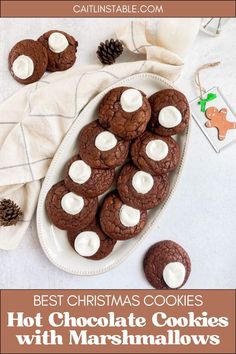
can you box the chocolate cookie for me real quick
[38,30,78,72]
[45,181,97,232]
[100,192,147,240]
[68,220,116,260]
[117,164,170,210]
[143,240,191,289]
[131,131,180,175]
[78,120,130,169]
[99,86,151,140]
[64,155,115,198]
[148,89,190,136]
[8,39,48,84]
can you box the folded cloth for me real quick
[116,21,184,67]
[0,21,196,250]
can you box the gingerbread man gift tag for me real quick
[205,107,236,140]
[191,87,236,152]
[190,62,236,152]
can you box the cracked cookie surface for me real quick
[78,120,130,169]
[100,192,147,240]
[117,163,170,210]
[46,181,98,232]
[8,39,48,84]
[143,240,191,289]
[64,154,115,197]
[131,131,180,175]
[148,89,190,136]
[38,30,78,72]
[98,86,151,140]
[68,219,117,260]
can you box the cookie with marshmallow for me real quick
[38,30,78,72]
[117,163,169,210]
[64,154,115,198]
[131,131,180,176]
[148,89,190,136]
[100,192,147,240]
[8,39,48,84]
[68,220,116,260]
[78,120,130,169]
[99,86,151,140]
[45,181,98,232]
[143,240,191,289]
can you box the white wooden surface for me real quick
[0,18,236,289]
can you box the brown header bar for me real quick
[0,1,235,18]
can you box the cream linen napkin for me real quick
[0,21,198,250]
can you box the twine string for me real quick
[195,61,221,99]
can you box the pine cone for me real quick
[0,199,23,227]
[97,39,123,65]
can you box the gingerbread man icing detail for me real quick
[205,107,236,140]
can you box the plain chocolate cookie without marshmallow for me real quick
[148,89,190,136]
[38,30,78,72]
[143,240,191,289]
[8,39,48,84]
[68,219,117,260]
[131,131,180,176]
[64,154,115,198]
[117,163,170,210]
[78,120,130,169]
[99,86,151,140]
[45,181,98,232]
[100,192,147,240]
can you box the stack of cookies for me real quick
[8,30,78,84]
[46,86,190,261]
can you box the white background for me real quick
[0,18,236,289]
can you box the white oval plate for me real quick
[37,73,190,275]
